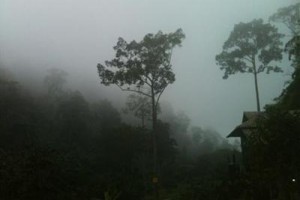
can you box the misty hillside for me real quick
[0,1,299,200]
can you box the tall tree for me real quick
[216,19,283,111]
[97,29,185,198]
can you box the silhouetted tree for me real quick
[97,29,185,197]
[216,19,283,111]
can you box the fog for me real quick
[0,0,297,136]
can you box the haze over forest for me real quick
[1,1,300,200]
[1,0,298,136]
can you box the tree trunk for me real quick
[252,57,261,112]
[151,85,159,200]
[141,113,145,128]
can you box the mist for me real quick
[1,0,297,136]
[1,1,299,199]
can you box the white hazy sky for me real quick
[0,0,298,136]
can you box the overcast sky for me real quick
[0,0,298,136]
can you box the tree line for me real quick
[0,2,299,200]
[0,67,236,200]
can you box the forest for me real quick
[0,64,239,200]
[0,1,299,200]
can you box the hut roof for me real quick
[227,111,262,138]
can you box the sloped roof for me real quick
[227,111,262,138]
[227,110,300,138]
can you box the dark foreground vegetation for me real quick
[0,67,238,200]
[0,2,300,200]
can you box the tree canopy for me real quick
[216,19,284,111]
[216,19,283,79]
[97,29,185,110]
[97,29,185,199]
[270,3,300,109]
[269,3,300,35]
[270,3,300,68]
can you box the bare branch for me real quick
[145,74,153,82]
[116,84,151,97]
[143,77,152,87]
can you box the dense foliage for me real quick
[0,68,236,200]
[216,19,284,111]
[1,3,298,200]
